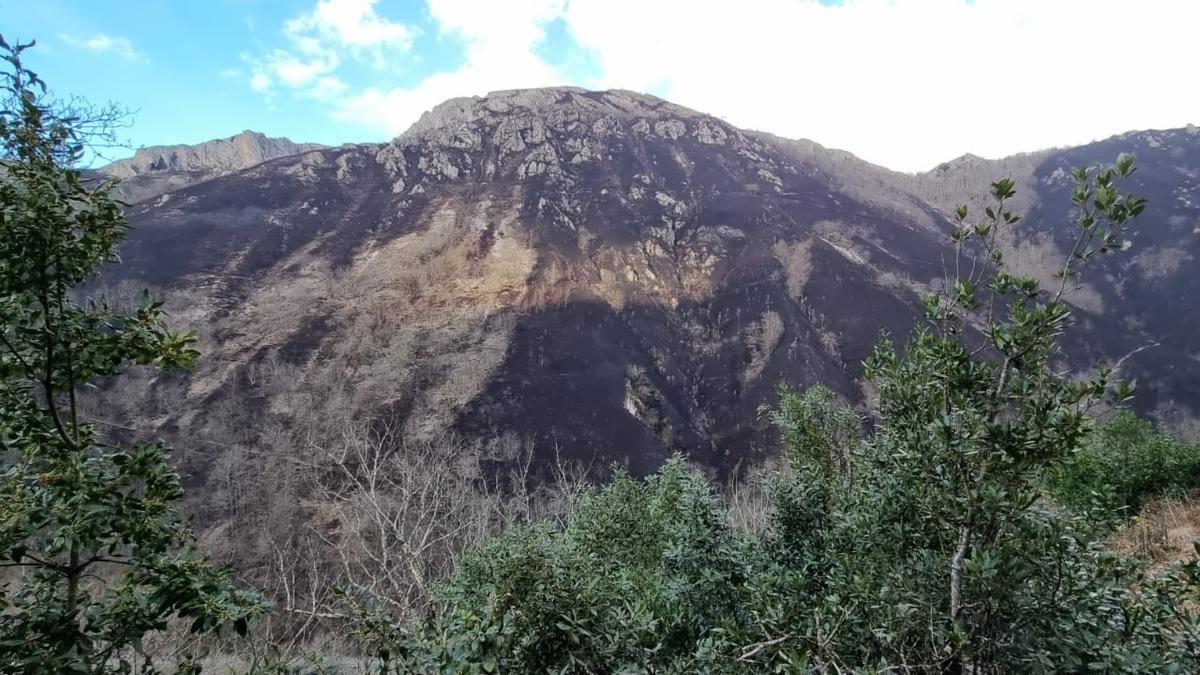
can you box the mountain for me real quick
[759,125,1200,436]
[100,87,953,477]
[903,126,1200,435]
[97,130,324,203]
[96,89,1199,487]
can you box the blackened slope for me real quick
[118,146,396,291]
[111,87,948,474]
[789,123,1200,434]
[378,88,951,470]
[1019,128,1200,425]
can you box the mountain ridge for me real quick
[97,130,325,203]
[93,92,1198,214]
[102,86,952,476]
[96,88,1199,482]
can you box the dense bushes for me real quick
[348,459,759,672]
[350,443,1200,673]
[1054,411,1200,521]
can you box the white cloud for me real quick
[247,0,1198,169]
[288,0,415,49]
[559,0,1200,171]
[332,0,566,135]
[248,0,566,137]
[246,0,413,95]
[60,33,146,62]
[428,0,564,50]
[286,0,416,69]
[249,71,272,93]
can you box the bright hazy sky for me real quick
[2,0,1196,172]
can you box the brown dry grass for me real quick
[180,190,538,438]
[742,310,784,386]
[1111,490,1200,571]
[1003,234,1105,314]
[772,238,813,298]
[1135,245,1191,282]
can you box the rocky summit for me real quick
[98,88,1199,480]
[98,130,325,203]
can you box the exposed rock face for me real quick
[98,130,324,203]
[101,88,1200,488]
[106,87,952,476]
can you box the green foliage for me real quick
[772,384,858,477]
[0,36,263,673]
[345,456,759,673]
[1053,411,1200,521]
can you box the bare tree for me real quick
[306,424,495,616]
[281,421,585,629]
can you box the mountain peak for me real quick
[929,153,988,173]
[398,87,711,144]
[380,86,748,187]
[97,131,325,203]
[101,131,324,179]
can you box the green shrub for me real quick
[1053,411,1200,521]
[0,36,264,672]
[350,457,761,673]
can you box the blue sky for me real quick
[1,0,1195,171]
[0,1,491,152]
